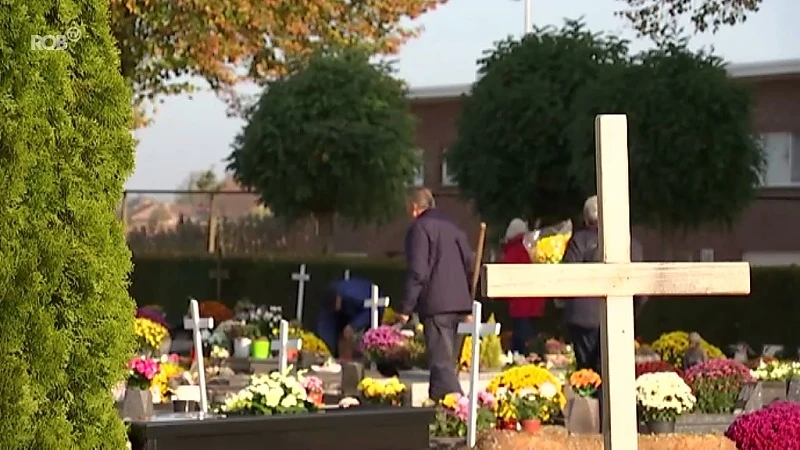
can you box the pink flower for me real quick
[302,376,324,394]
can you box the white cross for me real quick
[457,301,501,448]
[185,298,214,414]
[270,319,303,374]
[363,284,390,330]
[291,264,311,322]
[344,269,350,280]
[481,115,750,449]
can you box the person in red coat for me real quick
[501,218,546,354]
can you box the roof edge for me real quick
[408,58,800,100]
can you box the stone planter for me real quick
[565,396,600,434]
[233,337,252,358]
[122,388,153,420]
[759,380,788,405]
[676,413,738,434]
[646,419,675,434]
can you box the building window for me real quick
[760,132,800,187]
[412,149,425,187]
[441,148,457,187]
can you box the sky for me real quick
[128,0,800,190]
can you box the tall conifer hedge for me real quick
[0,2,135,448]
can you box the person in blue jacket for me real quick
[316,277,385,358]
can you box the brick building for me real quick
[320,60,798,265]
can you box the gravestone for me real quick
[341,361,365,398]
[788,378,800,403]
[762,344,784,358]
[480,115,751,449]
[291,263,310,322]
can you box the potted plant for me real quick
[122,356,161,419]
[565,369,601,434]
[510,382,560,434]
[251,335,271,360]
[230,323,254,358]
[357,377,407,406]
[301,374,325,406]
[635,371,696,434]
[684,359,754,413]
[751,359,792,406]
[429,391,496,437]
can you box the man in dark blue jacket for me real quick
[316,277,383,358]
[396,188,474,401]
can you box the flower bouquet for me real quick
[635,371,696,433]
[357,377,407,406]
[684,359,754,413]
[300,374,324,406]
[150,354,184,403]
[220,368,317,415]
[509,384,560,433]
[751,359,793,381]
[430,392,496,437]
[134,317,169,356]
[522,220,572,264]
[123,356,161,418]
[198,300,234,324]
[487,365,567,423]
[650,331,724,367]
[725,401,800,449]
[360,325,412,373]
[635,360,684,379]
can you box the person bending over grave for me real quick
[395,188,474,401]
[316,276,384,358]
[683,331,709,370]
[559,195,648,374]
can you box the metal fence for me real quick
[120,190,335,255]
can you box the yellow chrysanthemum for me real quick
[487,365,567,421]
[134,317,168,352]
[651,331,723,367]
[381,307,397,325]
[150,362,185,402]
[530,233,571,263]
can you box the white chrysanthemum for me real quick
[280,395,298,408]
[265,387,284,408]
[539,382,558,399]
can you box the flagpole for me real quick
[524,0,531,33]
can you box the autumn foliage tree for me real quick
[109,0,447,126]
[617,0,762,39]
[227,48,418,253]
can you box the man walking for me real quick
[396,188,474,401]
[561,195,648,374]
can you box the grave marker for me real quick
[271,319,303,374]
[344,269,350,280]
[363,284,390,330]
[788,377,800,403]
[186,298,213,414]
[291,264,311,322]
[457,301,501,448]
[481,115,751,449]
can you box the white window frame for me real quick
[760,132,800,187]
[441,147,457,187]
[412,149,425,187]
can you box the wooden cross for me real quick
[291,264,311,323]
[270,319,303,374]
[344,269,351,280]
[481,115,750,449]
[185,298,213,414]
[363,284,390,330]
[457,301,501,448]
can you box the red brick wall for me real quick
[343,75,800,260]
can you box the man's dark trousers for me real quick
[423,312,467,401]
[567,323,604,429]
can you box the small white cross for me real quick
[185,298,213,414]
[363,284,390,330]
[344,269,350,280]
[291,264,311,323]
[270,319,303,374]
[457,301,501,448]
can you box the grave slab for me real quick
[374,368,504,407]
[676,413,739,434]
[128,407,434,450]
[788,377,800,403]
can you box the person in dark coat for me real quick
[395,188,474,401]
[561,195,648,374]
[316,277,383,358]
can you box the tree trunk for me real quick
[316,213,335,255]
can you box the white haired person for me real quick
[500,218,546,354]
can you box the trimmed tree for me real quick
[446,21,630,226]
[566,42,765,232]
[227,48,418,252]
[0,3,135,450]
[448,21,764,237]
[616,0,762,40]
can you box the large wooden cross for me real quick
[481,115,751,449]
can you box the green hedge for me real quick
[131,257,800,354]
